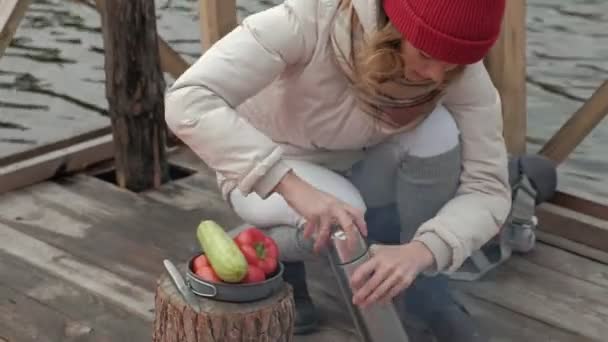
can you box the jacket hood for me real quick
[351,0,384,34]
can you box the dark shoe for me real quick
[403,275,487,342]
[282,261,319,334]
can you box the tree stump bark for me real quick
[153,267,296,342]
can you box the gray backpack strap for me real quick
[449,155,556,282]
[506,174,538,253]
[505,154,557,253]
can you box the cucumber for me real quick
[196,220,248,283]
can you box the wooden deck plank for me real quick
[0,221,154,321]
[0,284,108,342]
[142,173,234,218]
[454,292,590,342]
[0,250,150,341]
[537,230,608,265]
[453,253,608,341]
[524,242,608,289]
[55,174,239,255]
[0,179,169,290]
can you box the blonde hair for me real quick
[355,21,404,94]
[338,0,405,96]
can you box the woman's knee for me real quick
[402,105,460,158]
[287,160,367,212]
[229,160,367,229]
[229,189,301,228]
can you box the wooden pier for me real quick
[1,0,608,341]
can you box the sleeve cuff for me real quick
[252,160,292,199]
[414,232,453,274]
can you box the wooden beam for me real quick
[157,38,189,79]
[0,0,31,58]
[539,80,608,165]
[0,135,114,194]
[536,230,608,266]
[100,0,170,191]
[484,0,527,155]
[550,190,608,222]
[537,202,608,253]
[199,0,237,50]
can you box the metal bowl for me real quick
[185,253,284,303]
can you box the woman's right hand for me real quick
[275,171,368,253]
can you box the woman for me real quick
[165,0,510,340]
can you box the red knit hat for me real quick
[383,0,506,65]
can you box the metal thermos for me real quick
[327,227,410,342]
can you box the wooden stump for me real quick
[153,268,296,342]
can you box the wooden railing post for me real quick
[0,0,32,58]
[484,0,527,155]
[539,81,608,165]
[100,0,169,191]
[199,0,237,50]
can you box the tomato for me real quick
[195,266,221,283]
[192,254,210,272]
[241,264,266,283]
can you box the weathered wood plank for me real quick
[0,250,150,341]
[537,202,608,253]
[523,242,608,289]
[142,172,235,219]
[0,284,111,342]
[454,254,608,341]
[0,221,155,320]
[550,190,608,221]
[0,178,167,290]
[0,134,113,194]
[58,174,238,250]
[454,292,591,342]
[0,172,244,293]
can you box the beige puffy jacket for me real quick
[165,0,512,274]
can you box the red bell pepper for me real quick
[234,227,279,275]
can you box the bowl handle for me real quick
[187,278,218,297]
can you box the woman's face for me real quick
[400,39,458,85]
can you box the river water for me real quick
[1,0,607,202]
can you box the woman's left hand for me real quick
[350,242,435,308]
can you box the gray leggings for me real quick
[228,106,462,261]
